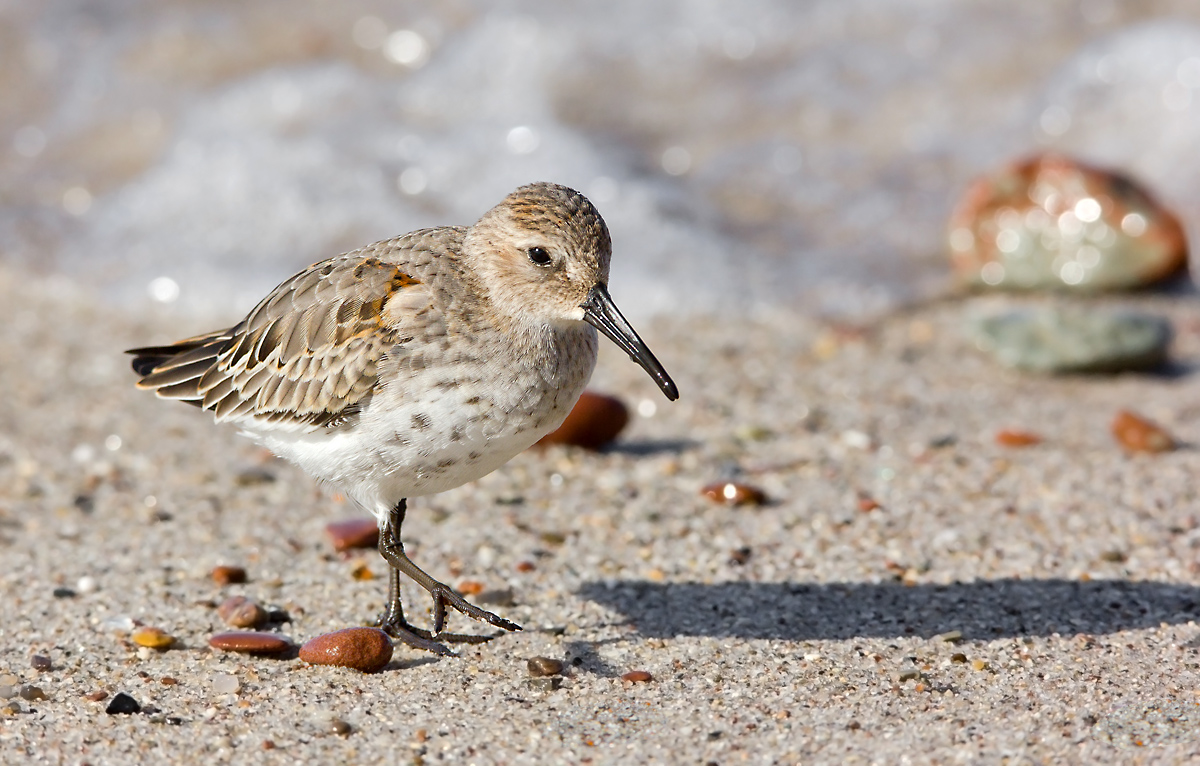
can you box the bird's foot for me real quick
[424,580,523,638]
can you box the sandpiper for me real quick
[128,182,678,655]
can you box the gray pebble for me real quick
[968,306,1171,373]
[526,677,563,691]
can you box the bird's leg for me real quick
[377,498,522,639]
[375,501,456,655]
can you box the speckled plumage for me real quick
[128,182,678,654]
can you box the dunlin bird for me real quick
[128,182,678,655]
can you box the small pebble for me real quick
[515,561,536,573]
[76,576,98,593]
[951,653,968,664]
[234,467,276,486]
[211,673,240,695]
[856,494,881,512]
[208,631,293,654]
[968,306,1171,373]
[2,701,20,715]
[994,429,1042,448]
[526,657,564,677]
[160,676,179,685]
[526,677,562,691]
[700,481,767,506]
[948,153,1187,291]
[621,670,653,683]
[971,659,989,671]
[894,668,921,682]
[325,518,380,551]
[936,630,964,643]
[350,561,375,581]
[0,685,15,700]
[1100,550,1128,563]
[105,692,141,715]
[299,628,393,673]
[211,565,247,585]
[217,596,268,628]
[85,690,109,702]
[536,390,630,449]
[728,547,752,565]
[329,717,353,736]
[456,580,485,595]
[131,626,175,650]
[52,587,76,599]
[18,685,46,701]
[1111,409,1175,453]
[30,655,52,672]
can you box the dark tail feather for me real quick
[126,331,233,401]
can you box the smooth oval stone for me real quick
[208,631,293,654]
[536,390,630,450]
[949,154,1187,292]
[967,306,1171,373]
[299,628,393,673]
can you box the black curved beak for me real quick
[581,284,679,401]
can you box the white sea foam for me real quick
[3,2,1200,320]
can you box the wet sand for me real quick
[2,263,1200,763]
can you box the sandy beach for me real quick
[1,261,1199,763]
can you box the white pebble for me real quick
[211,673,240,695]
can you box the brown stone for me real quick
[217,596,268,628]
[621,670,653,683]
[700,481,767,506]
[995,429,1042,448]
[536,390,629,449]
[1111,409,1175,453]
[456,580,485,595]
[299,628,393,673]
[211,565,247,585]
[325,518,380,552]
[208,631,293,654]
[526,656,564,677]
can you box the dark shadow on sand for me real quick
[578,578,1200,641]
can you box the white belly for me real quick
[248,328,597,519]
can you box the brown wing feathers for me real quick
[126,255,422,430]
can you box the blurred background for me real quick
[4,0,1200,321]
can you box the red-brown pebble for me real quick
[85,690,109,702]
[325,518,380,552]
[515,561,536,573]
[457,580,486,595]
[700,481,767,506]
[1111,409,1175,453]
[208,631,293,654]
[621,670,653,683]
[217,596,268,628]
[995,429,1042,448]
[856,494,881,512]
[299,628,393,673]
[536,390,629,449]
[211,565,247,585]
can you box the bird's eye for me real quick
[527,246,552,267]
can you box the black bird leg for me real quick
[375,499,521,654]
